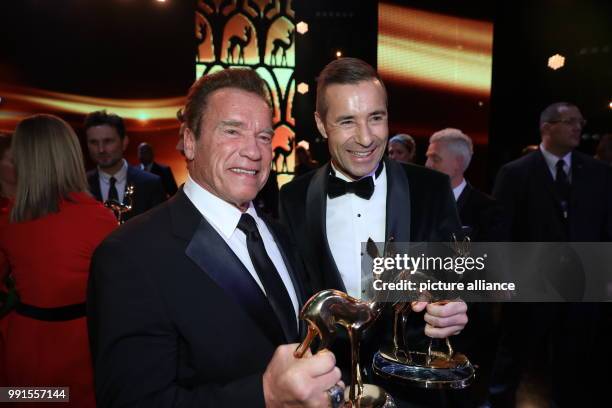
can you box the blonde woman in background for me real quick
[0,115,116,407]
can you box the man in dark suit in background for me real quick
[279,58,468,407]
[138,141,179,197]
[491,102,612,407]
[425,128,504,407]
[425,127,504,242]
[87,69,341,408]
[85,111,166,221]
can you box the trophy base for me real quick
[372,350,475,390]
[343,384,397,408]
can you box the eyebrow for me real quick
[220,120,274,135]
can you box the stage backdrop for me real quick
[378,0,493,186]
[195,0,297,186]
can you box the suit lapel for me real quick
[534,150,562,212]
[305,164,346,292]
[456,183,472,213]
[569,152,587,237]
[384,158,411,243]
[88,170,103,202]
[170,191,286,346]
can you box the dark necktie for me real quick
[108,176,119,202]
[237,213,297,341]
[555,160,570,218]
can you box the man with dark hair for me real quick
[85,110,166,221]
[279,58,468,407]
[491,102,612,407]
[137,142,179,197]
[88,68,342,407]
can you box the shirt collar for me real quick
[183,174,256,239]
[539,143,572,171]
[453,178,467,201]
[330,161,385,186]
[98,159,128,183]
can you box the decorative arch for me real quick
[195,0,296,183]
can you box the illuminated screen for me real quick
[378,2,493,148]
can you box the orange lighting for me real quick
[609,101,612,109]
[336,50,342,58]
[378,3,493,95]
[297,21,308,35]
[548,54,565,70]
[297,82,309,94]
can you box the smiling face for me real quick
[315,79,388,180]
[183,88,273,211]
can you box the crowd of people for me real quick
[0,57,610,408]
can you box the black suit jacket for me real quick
[87,189,308,407]
[456,182,506,242]
[149,162,179,197]
[88,165,167,221]
[279,158,462,294]
[493,149,612,242]
[279,158,462,406]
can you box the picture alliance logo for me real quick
[372,253,488,275]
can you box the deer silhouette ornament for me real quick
[270,29,294,66]
[227,26,252,64]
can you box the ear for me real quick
[314,111,328,140]
[122,135,129,152]
[183,127,197,161]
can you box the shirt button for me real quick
[357,214,361,217]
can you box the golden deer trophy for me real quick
[294,289,396,408]
[104,184,134,225]
[372,236,475,389]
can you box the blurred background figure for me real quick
[425,127,504,407]
[0,115,116,408]
[521,144,539,156]
[0,134,16,212]
[137,142,178,197]
[294,143,318,177]
[84,110,166,221]
[595,133,612,164]
[387,133,416,164]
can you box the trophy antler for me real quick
[104,184,135,224]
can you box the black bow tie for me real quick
[327,175,375,200]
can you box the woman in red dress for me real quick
[0,115,116,407]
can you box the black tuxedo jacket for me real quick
[456,183,506,242]
[279,158,462,294]
[493,149,612,242]
[149,162,179,197]
[87,165,166,221]
[87,189,308,407]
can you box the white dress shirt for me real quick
[540,144,572,183]
[183,175,299,322]
[326,163,387,299]
[452,178,467,201]
[98,159,128,203]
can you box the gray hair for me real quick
[429,128,473,171]
[539,102,578,126]
[389,133,415,149]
